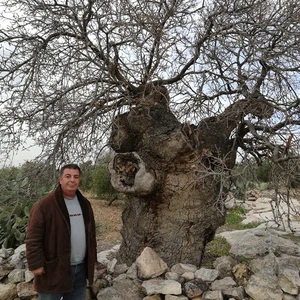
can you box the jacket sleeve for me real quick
[25,203,46,271]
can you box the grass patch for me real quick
[226,211,244,225]
[205,237,231,257]
[225,207,262,230]
[202,237,231,267]
[232,206,246,214]
[238,222,263,230]
[202,206,263,267]
[238,255,250,264]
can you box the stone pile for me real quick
[95,242,300,300]
[1,237,300,300]
[225,189,300,233]
[1,190,300,300]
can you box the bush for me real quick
[91,164,119,200]
[0,199,34,248]
[0,163,54,248]
[256,161,272,183]
[80,160,95,192]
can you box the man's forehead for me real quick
[62,168,80,176]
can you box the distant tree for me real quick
[1,0,300,265]
[91,163,118,199]
[256,160,272,183]
[79,160,94,191]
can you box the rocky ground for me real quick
[1,189,300,300]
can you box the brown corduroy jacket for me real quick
[25,185,97,293]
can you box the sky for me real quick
[11,145,42,166]
[0,138,42,167]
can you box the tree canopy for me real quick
[0,0,300,166]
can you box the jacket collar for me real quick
[54,184,90,225]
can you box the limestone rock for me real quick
[136,247,168,279]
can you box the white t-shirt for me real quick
[64,195,87,265]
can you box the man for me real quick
[25,164,97,300]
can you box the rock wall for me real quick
[1,236,300,300]
[1,190,300,300]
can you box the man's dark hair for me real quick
[59,164,81,176]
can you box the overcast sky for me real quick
[0,139,42,167]
[11,146,41,166]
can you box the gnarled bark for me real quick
[108,152,156,197]
[109,90,272,267]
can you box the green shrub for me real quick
[0,200,34,248]
[256,161,272,183]
[0,173,35,248]
[80,160,95,192]
[202,237,231,267]
[0,164,53,248]
[91,164,119,200]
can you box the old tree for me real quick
[1,0,300,266]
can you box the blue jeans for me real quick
[38,263,87,300]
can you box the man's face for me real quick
[59,168,81,198]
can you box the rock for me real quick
[211,277,237,291]
[126,262,138,279]
[8,269,25,284]
[143,294,163,300]
[195,268,220,282]
[165,295,188,300]
[181,271,195,281]
[218,227,300,258]
[225,192,237,210]
[245,273,283,300]
[97,244,120,266]
[136,247,168,279]
[0,283,17,300]
[278,263,300,295]
[223,286,245,299]
[182,278,208,298]
[2,189,300,300]
[165,271,180,281]
[142,279,182,296]
[0,248,10,259]
[213,256,236,278]
[232,263,251,286]
[25,270,34,283]
[170,263,197,274]
[202,290,223,300]
[97,278,144,300]
[16,282,37,298]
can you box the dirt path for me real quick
[88,197,123,251]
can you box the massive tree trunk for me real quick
[108,88,272,267]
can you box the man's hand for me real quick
[31,267,45,276]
